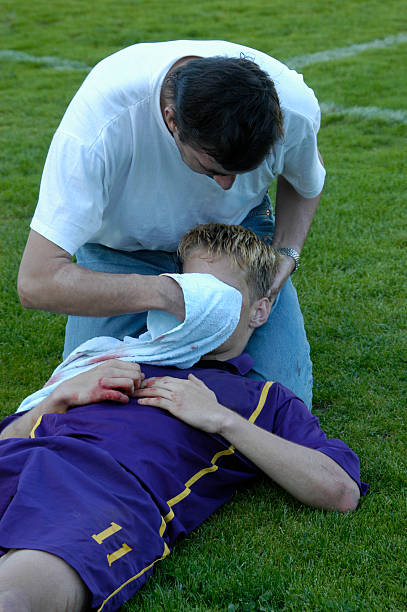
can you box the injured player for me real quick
[0,224,367,612]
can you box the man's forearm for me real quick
[271,174,322,253]
[18,230,185,319]
[22,261,181,316]
[218,409,360,512]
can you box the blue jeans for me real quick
[64,196,312,408]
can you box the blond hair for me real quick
[178,223,282,301]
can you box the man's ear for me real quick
[248,297,272,329]
[164,106,177,134]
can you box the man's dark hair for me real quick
[162,56,284,172]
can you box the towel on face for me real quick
[16,273,242,413]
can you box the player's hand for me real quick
[134,373,231,434]
[268,254,295,299]
[47,360,145,412]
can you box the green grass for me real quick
[0,0,406,609]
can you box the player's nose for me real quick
[213,175,236,190]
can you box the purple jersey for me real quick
[0,355,367,611]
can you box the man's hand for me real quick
[268,253,296,299]
[48,360,145,412]
[269,171,324,297]
[134,374,231,434]
[158,276,186,322]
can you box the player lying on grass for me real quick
[0,224,367,612]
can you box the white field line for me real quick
[1,32,407,72]
[0,49,91,71]
[1,35,407,124]
[286,32,407,68]
[320,101,407,124]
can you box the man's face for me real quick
[163,102,261,190]
[173,131,237,191]
[182,248,254,358]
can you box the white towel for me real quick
[16,273,242,413]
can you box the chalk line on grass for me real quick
[1,32,407,73]
[286,32,407,68]
[1,35,407,124]
[321,102,407,124]
[0,49,91,71]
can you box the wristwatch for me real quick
[276,248,300,273]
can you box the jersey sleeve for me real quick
[259,383,368,495]
[30,130,107,255]
[280,109,326,198]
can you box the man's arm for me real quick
[135,374,360,513]
[269,152,324,296]
[0,360,144,440]
[17,230,185,320]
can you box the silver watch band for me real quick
[276,248,300,273]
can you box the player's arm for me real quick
[0,360,144,440]
[270,167,323,296]
[18,230,185,320]
[135,374,360,513]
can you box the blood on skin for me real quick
[43,372,62,387]
[88,378,129,404]
[143,377,163,388]
[87,353,124,364]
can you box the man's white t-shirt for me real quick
[31,40,326,255]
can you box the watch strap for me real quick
[276,247,300,273]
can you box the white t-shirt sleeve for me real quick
[280,108,326,199]
[30,130,106,255]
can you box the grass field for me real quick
[0,1,406,610]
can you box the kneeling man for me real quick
[0,224,367,612]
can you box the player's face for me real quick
[182,248,253,358]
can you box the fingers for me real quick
[188,373,206,387]
[142,374,204,388]
[134,376,175,410]
[95,360,145,390]
[133,386,174,400]
[140,376,164,389]
[97,359,143,375]
[137,396,171,410]
[99,376,136,394]
[138,375,209,401]
[97,389,130,403]
[135,376,185,405]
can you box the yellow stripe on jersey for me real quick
[163,446,235,523]
[29,415,43,438]
[248,381,273,423]
[162,380,273,526]
[97,541,170,611]
[98,381,274,610]
[159,515,167,538]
